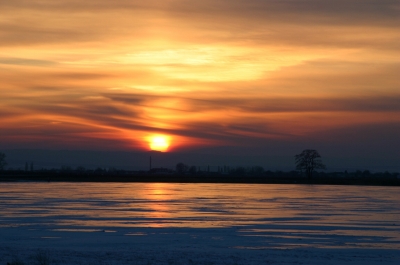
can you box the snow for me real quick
[1,226,399,264]
[0,182,399,264]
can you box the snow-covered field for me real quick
[0,182,399,264]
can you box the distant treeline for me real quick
[0,166,399,186]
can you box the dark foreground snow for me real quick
[1,225,399,265]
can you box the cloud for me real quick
[0,0,399,160]
[0,57,55,66]
[1,0,399,48]
[104,91,400,113]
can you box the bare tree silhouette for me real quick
[295,149,326,179]
[176,162,188,174]
[188,165,197,175]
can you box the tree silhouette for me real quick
[176,162,188,174]
[188,165,197,175]
[0,152,7,171]
[295,149,326,179]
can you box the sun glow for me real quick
[148,135,171,152]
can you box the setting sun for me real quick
[148,135,171,152]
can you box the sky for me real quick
[1,0,399,171]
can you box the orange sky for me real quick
[0,0,399,163]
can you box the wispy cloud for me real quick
[0,57,55,66]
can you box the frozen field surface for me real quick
[0,182,399,264]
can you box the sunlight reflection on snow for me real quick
[1,182,399,250]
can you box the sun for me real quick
[148,135,171,152]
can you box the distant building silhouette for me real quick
[149,168,173,174]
